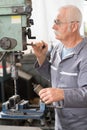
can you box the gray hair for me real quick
[59,5,82,28]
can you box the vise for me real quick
[0,94,46,122]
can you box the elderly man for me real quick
[32,5,87,130]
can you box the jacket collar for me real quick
[57,37,87,60]
[67,37,87,55]
[60,37,87,55]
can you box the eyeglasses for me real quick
[54,19,79,26]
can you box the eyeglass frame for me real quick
[54,19,80,26]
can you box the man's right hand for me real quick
[32,41,48,65]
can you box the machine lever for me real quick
[27,42,36,46]
[27,41,46,49]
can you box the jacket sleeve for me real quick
[34,58,51,81]
[34,44,60,81]
[64,86,87,108]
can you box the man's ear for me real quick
[71,22,79,32]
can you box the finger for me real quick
[39,88,47,96]
[43,97,52,104]
[41,41,46,49]
[39,91,47,99]
[41,95,49,103]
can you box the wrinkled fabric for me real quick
[35,37,87,130]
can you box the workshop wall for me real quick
[30,0,84,46]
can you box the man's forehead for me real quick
[56,9,66,20]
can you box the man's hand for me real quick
[32,41,48,65]
[39,88,64,104]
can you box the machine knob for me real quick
[0,37,17,50]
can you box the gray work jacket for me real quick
[35,37,87,130]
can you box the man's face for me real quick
[52,9,72,42]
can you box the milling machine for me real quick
[0,0,54,129]
[0,0,45,123]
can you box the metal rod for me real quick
[27,43,36,46]
[29,104,63,109]
[27,41,46,49]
